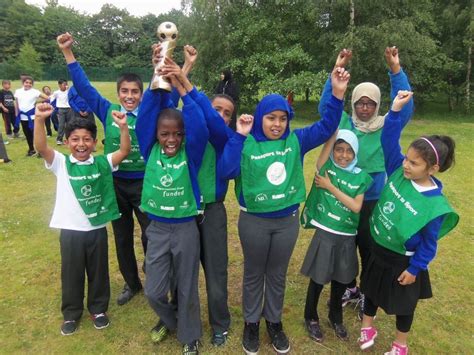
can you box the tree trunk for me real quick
[466,45,471,114]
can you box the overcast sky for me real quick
[25,0,182,17]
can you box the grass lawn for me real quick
[0,81,473,353]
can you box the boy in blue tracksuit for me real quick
[136,57,208,355]
[318,47,414,316]
[58,32,148,306]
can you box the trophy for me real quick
[150,22,178,91]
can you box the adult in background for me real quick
[215,69,239,130]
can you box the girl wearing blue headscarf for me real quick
[300,129,372,343]
[220,67,350,354]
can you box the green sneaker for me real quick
[150,320,169,343]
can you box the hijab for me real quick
[351,82,386,133]
[329,129,361,173]
[250,94,294,142]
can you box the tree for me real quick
[3,41,44,79]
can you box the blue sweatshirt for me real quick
[67,61,143,179]
[136,88,209,223]
[382,110,443,276]
[319,69,414,201]
[68,85,93,114]
[221,94,344,218]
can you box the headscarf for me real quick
[250,94,294,142]
[329,129,361,173]
[351,82,386,133]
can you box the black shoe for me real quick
[328,319,348,340]
[117,284,141,305]
[91,313,110,329]
[182,340,199,355]
[266,320,290,354]
[304,319,323,342]
[242,322,259,355]
[211,330,228,346]
[26,150,36,156]
[61,320,78,335]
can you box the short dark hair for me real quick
[116,73,143,94]
[2,80,11,85]
[65,117,98,139]
[410,135,456,172]
[211,94,235,109]
[21,76,34,84]
[58,79,68,85]
[157,108,183,129]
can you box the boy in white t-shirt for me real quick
[50,79,73,145]
[33,102,131,336]
[14,76,48,156]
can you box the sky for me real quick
[25,0,182,17]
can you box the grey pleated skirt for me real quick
[300,227,358,285]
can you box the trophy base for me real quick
[150,75,172,92]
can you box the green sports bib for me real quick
[371,167,459,255]
[339,112,384,173]
[301,159,373,234]
[104,104,145,172]
[235,132,306,213]
[141,143,198,218]
[65,154,120,226]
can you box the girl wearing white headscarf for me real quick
[300,129,373,342]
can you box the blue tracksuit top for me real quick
[221,94,344,218]
[67,61,143,179]
[319,68,414,201]
[382,110,443,276]
[136,88,209,224]
[68,85,93,114]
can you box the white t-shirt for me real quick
[51,89,70,108]
[14,87,41,120]
[46,150,117,231]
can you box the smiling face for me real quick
[211,97,234,126]
[23,79,33,91]
[262,110,288,140]
[157,118,184,157]
[402,147,437,185]
[65,128,97,161]
[58,82,68,91]
[118,81,142,112]
[333,141,355,168]
[354,96,377,122]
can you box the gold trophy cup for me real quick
[150,22,178,91]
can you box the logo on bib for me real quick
[255,193,268,202]
[81,185,92,197]
[266,162,286,186]
[160,174,173,187]
[383,201,395,214]
[317,203,325,213]
[147,199,157,209]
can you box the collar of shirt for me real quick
[69,154,94,165]
[120,106,139,117]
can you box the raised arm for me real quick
[33,103,55,164]
[382,90,414,176]
[296,66,349,156]
[110,111,131,166]
[57,33,111,123]
[316,131,337,172]
[135,89,161,162]
[385,46,414,128]
[220,114,253,179]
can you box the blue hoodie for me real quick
[221,93,344,218]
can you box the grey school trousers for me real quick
[197,201,231,334]
[60,228,110,321]
[238,210,300,323]
[56,108,73,142]
[144,219,202,344]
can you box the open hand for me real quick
[236,114,254,136]
[35,103,54,120]
[335,49,352,68]
[331,67,351,99]
[314,171,333,190]
[57,32,74,50]
[111,110,128,128]
[391,90,413,112]
[398,269,416,285]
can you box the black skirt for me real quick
[361,242,432,315]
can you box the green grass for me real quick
[0,82,473,353]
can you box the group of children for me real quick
[29,31,458,355]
